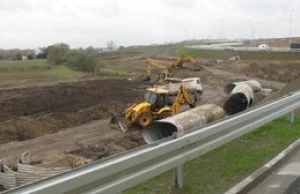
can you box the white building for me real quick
[258,44,270,50]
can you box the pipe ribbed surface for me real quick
[142,104,225,144]
[0,152,74,190]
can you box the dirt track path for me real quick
[202,65,286,90]
[0,119,144,162]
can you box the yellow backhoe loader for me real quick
[169,55,197,68]
[110,85,197,132]
[143,59,181,83]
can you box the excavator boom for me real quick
[146,59,169,77]
[144,59,179,83]
[169,55,197,68]
[171,86,196,114]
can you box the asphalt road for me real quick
[248,149,300,194]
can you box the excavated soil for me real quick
[259,77,300,108]
[211,60,300,83]
[0,65,230,163]
[0,120,145,163]
[0,79,144,122]
[0,79,145,144]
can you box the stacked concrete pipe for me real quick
[223,80,262,115]
[142,104,225,144]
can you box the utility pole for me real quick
[218,18,224,39]
[249,19,255,46]
[289,8,295,46]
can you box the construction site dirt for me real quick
[0,54,299,167]
[0,66,229,162]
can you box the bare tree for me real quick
[107,41,116,51]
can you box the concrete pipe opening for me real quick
[223,83,254,115]
[142,104,225,144]
[142,122,178,143]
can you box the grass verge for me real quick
[46,65,87,78]
[0,64,87,87]
[124,116,300,194]
[95,59,145,77]
[177,47,300,60]
[0,59,48,68]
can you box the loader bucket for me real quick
[109,113,132,133]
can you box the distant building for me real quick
[22,56,28,60]
[258,44,270,50]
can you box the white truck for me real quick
[154,77,203,95]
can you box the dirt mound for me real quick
[223,61,300,83]
[0,79,144,122]
[0,101,137,144]
[0,78,146,144]
[0,119,145,166]
[67,132,144,160]
[259,77,300,106]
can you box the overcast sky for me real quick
[0,0,299,49]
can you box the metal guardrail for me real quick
[5,91,300,194]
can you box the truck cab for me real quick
[182,77,203,95]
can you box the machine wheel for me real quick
[158,111,172,120]
[190,92,197,108]
[137,112,152,128]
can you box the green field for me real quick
[0,60,87,87]
[0,59,49,68]
[125,116,300,194]
[95,59,146,76]
[178,47,300,60]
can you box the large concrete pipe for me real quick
[224,80,262,94]
[142,104,225,144]
[223,83,254,115]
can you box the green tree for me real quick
[107,40,116,51]
[27,54,34,60]
[118,45,125,50]
[47,43,70,65]
[16,51,22,60]
[86,46,95,53]
[66,49,96,72]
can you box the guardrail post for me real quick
[288,111,295,124]
[173,133,183,189]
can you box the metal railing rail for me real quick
[5,91,300,194]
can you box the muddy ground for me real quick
[1,53,299,167]
[0,79,147,144]
[209,60,300,83]
[0,63,229,163]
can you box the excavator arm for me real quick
[145,59,170,82]
[183,56,196,64]
[146,59,170,76]
[171,85,196,114]
[169,55,197,68]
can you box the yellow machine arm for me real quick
[169,55,197,68]
[183,55,196,64]
[171,86,195,114]
[146,59,170,77]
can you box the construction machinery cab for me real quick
[144,88,169,111]
[156,72,170,83]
